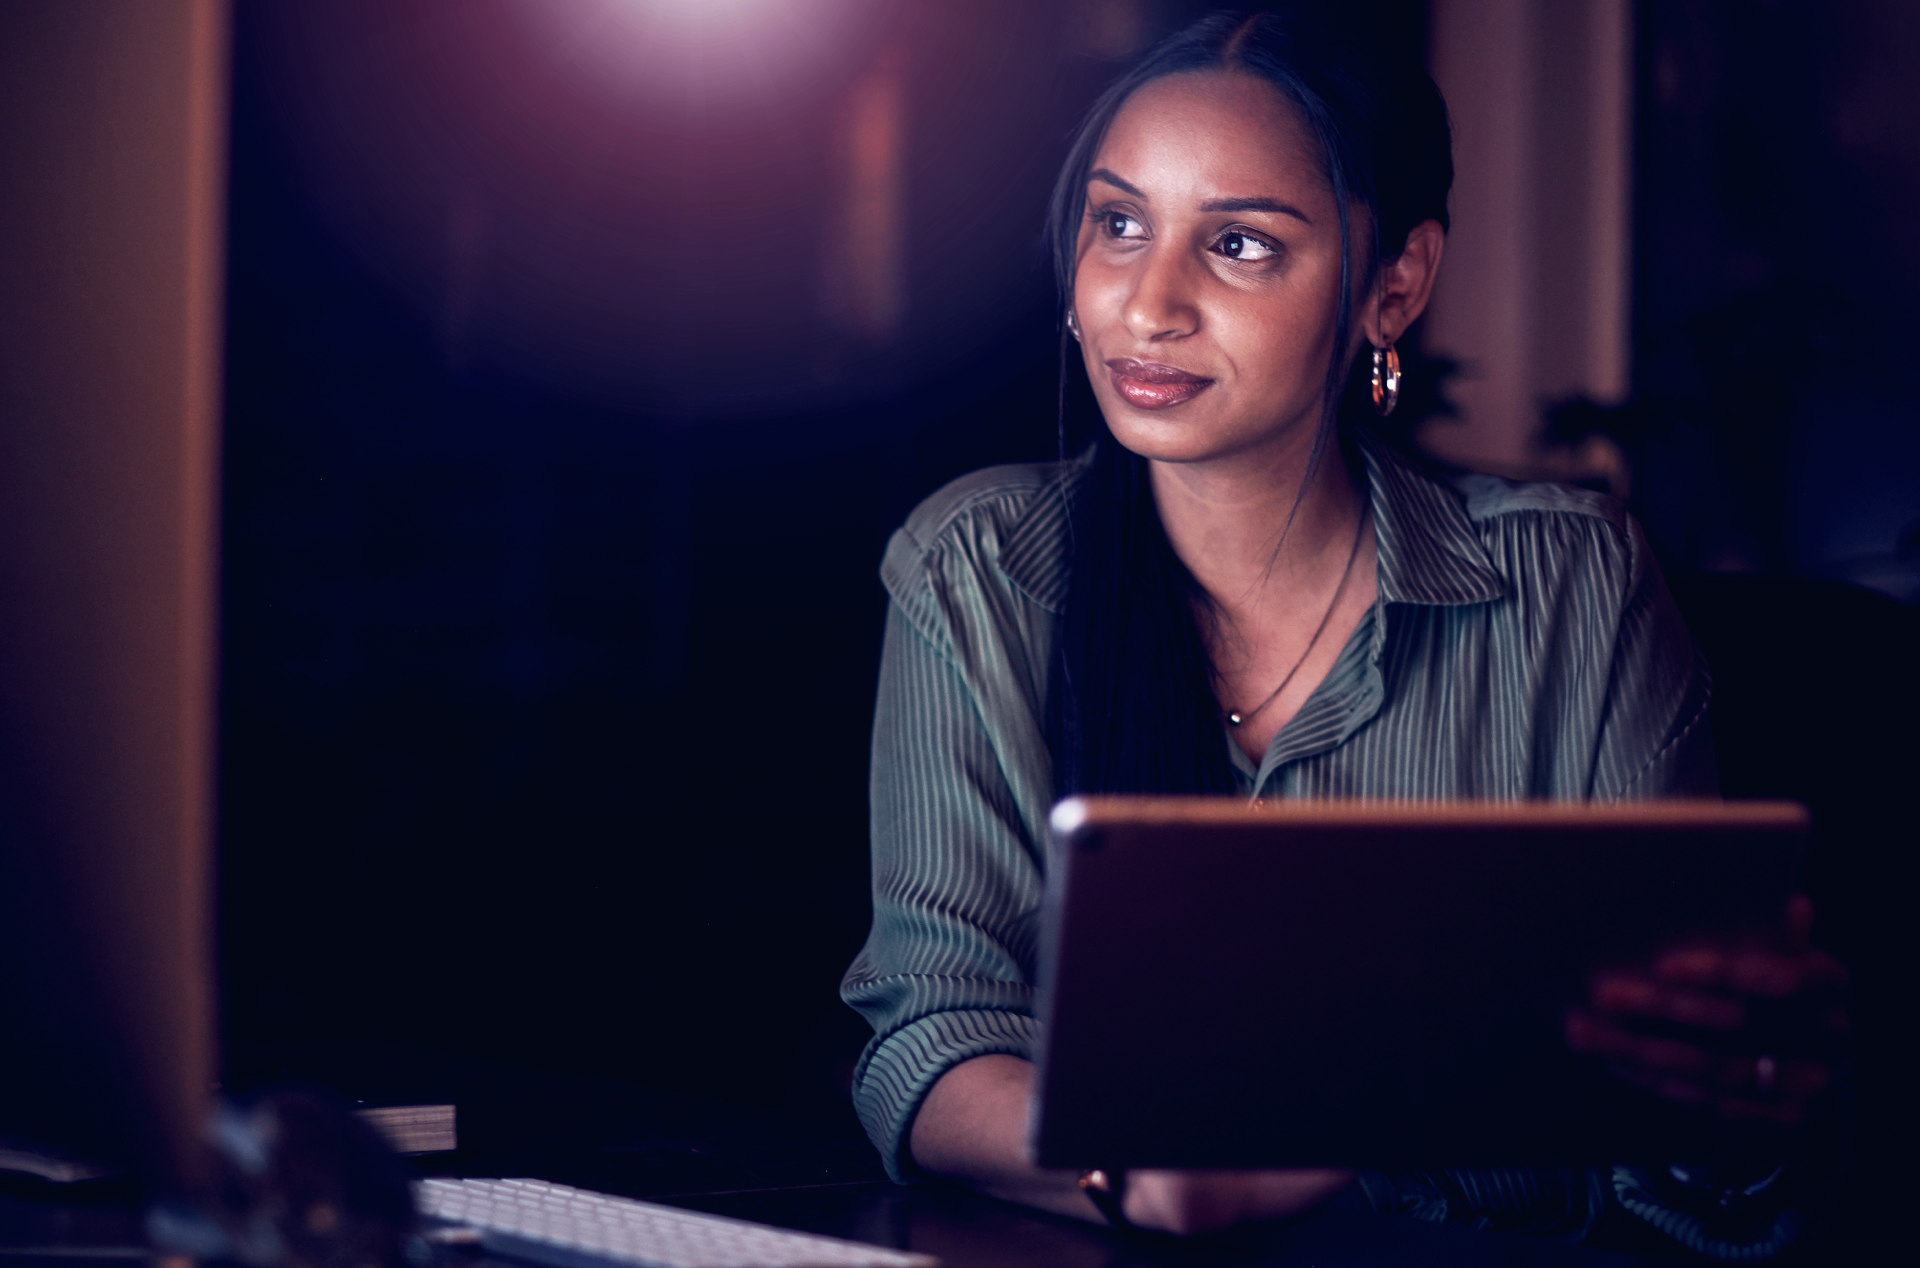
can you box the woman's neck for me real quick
[1147,422,1367,609]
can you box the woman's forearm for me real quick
[909,1054,1355,1235]
[909,1055,1103,1220]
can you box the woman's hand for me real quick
[1564,895,1849,1126]
[911,1055,1349,1233]
[1121,1168,1353,1236]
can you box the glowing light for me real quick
[820,41,908,340]
[522,0,871,109]
[620,0,795,39]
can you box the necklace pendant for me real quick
[1227,711,1244,727]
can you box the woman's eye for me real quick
[1101,211,1145,240]
[1215,231,1278,262]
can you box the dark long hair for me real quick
[1045,6,1453,798]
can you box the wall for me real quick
[1421,0,1633,476]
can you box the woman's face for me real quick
[1073,71,1358,467]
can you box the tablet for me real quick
[1030,797,1807,1169]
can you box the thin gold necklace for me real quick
[1224,506,1367,728]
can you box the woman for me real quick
[842,7,1844,1255]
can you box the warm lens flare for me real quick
[525,0,870,107]
[620,0,794,37]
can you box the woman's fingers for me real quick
[1566,1011,1710,1072]
[1124,1170,1246,1236]
[1745,948,1846,996]
[1568,1012,1828,1088]
[1598,946,1847,1022]
[1123,1169,1352,1236]
[1642,903,1848,999]
[1591,972,1745,1029]
[1566,1010,1833,1121]
[1568,900,1848,1131]
[1785,893,1815,945]
[1647,944,1728,986]
[1769,1056,1832,1097]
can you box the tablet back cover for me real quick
[1031,798,1806,1169]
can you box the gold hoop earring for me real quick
[1065,309,1082,342]
[1371,342,1401,416]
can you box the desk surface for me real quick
[0,1064,1691,1268]
[658,1182,1647,1268]
[379,1070,1649,1266]
[0,1179,1642,1268]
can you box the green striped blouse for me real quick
[840,426,1717,1182]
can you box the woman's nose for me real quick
[1122,246,1200,342]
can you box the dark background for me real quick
[1621,0,1920,584]
[218,0,1227,1111]
[217,0,1916,1153]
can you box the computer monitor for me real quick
[0,0,228,1188]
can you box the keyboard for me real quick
[417,1177,939,1268]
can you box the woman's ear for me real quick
[1365,219,1446,346]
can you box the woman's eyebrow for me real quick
[1087,168,1146,199]
[1199,195,1312,223]
[1087,170,1312,225]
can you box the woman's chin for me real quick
[1096,390,1321,469]
[1102,412,1279,468]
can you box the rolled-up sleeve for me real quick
[840,522,1056,1181]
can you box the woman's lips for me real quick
[1105,358,1214,409]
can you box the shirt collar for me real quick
[999,427,1507,614]
[1353,426,1508,607]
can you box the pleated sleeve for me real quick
[839,469,1065,1182]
